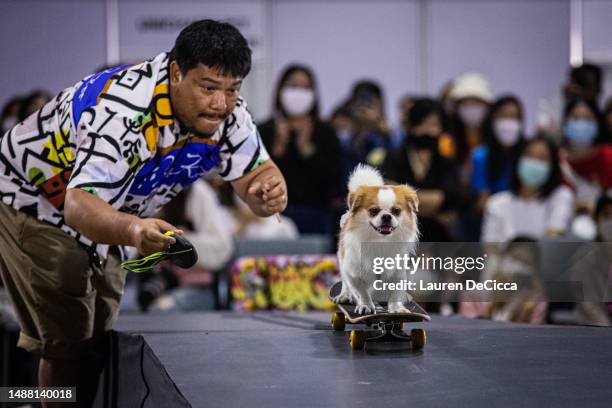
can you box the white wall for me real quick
[0,0,106,108]
[272,0,421,126]
[428,0,570,132]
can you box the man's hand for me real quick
[247,175,287,215]
[64,188,183,256]
[231,160,288,217]
[127,218,184,256]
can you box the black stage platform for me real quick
[115,312,612,407]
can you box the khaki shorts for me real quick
[0,202,127,359]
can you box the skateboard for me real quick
[329,281,430,350]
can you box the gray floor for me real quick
[115,312,612,408]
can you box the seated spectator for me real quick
[460,237,548,324]
[471,95,525,211]
[560,97,612,212]
[259,64,341,235]
[18,90,51,121]
[340,80,392,175]
[330,101,353,147]
[481,136,575,242]
[538,63,602,140]
[1,96,23,134]
[382,98,460,241]
[448,72,493,172]
[389,94,415,149]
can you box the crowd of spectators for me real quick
[2,62,610,323]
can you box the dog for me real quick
[334,164,419,314]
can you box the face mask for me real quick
[517,157,551,188]
[493,118,521,147]
[564,119,598,147]
[599,217,612,242]
[408,134,438,150]
[458,103,487,126]
[280,87,315,116]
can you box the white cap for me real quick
[450,72,493,103]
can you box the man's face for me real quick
[169,61,242,135]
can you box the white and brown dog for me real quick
[334,164,419,314]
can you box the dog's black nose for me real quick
[381,214,392,223]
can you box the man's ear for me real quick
[170,61,183,85]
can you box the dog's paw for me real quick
[355,304,374,315]
[388,303,410,314]
[333,292,351,304]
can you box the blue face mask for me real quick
[564,119,598,147]
[517,157,551,188]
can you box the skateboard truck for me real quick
[329,282,429,351]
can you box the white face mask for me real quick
[494,118,521,146]
[280,87,315,116]
[458,102,487,126]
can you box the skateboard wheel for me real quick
[331,312,346,331]
[411,328,426,349]
[349,330,366,350]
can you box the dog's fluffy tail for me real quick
[348,164,383,192]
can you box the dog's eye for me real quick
[368,207,380,217]
[391,207,401,216]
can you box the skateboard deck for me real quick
[329,281,431,323]
[328,281,430,350]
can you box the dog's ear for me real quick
[396,185,419,213]
[347,191,363,212]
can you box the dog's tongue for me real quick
[379,225,394,234]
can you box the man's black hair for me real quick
[170,19,252,78]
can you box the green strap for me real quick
[120,248,193,273]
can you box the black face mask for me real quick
[407,134,438,150]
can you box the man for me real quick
[0,20,286,405]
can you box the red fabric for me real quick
[568,145,612,189]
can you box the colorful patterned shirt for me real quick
[0,52,269,259]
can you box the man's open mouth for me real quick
[370,223,396,235]
[199,113,225,122]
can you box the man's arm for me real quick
[64,188,180,256]
[231,160,287,217]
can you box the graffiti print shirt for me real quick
[0,53,269,259]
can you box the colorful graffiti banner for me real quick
[230,255,340,312]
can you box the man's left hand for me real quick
[247,175,287,215]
